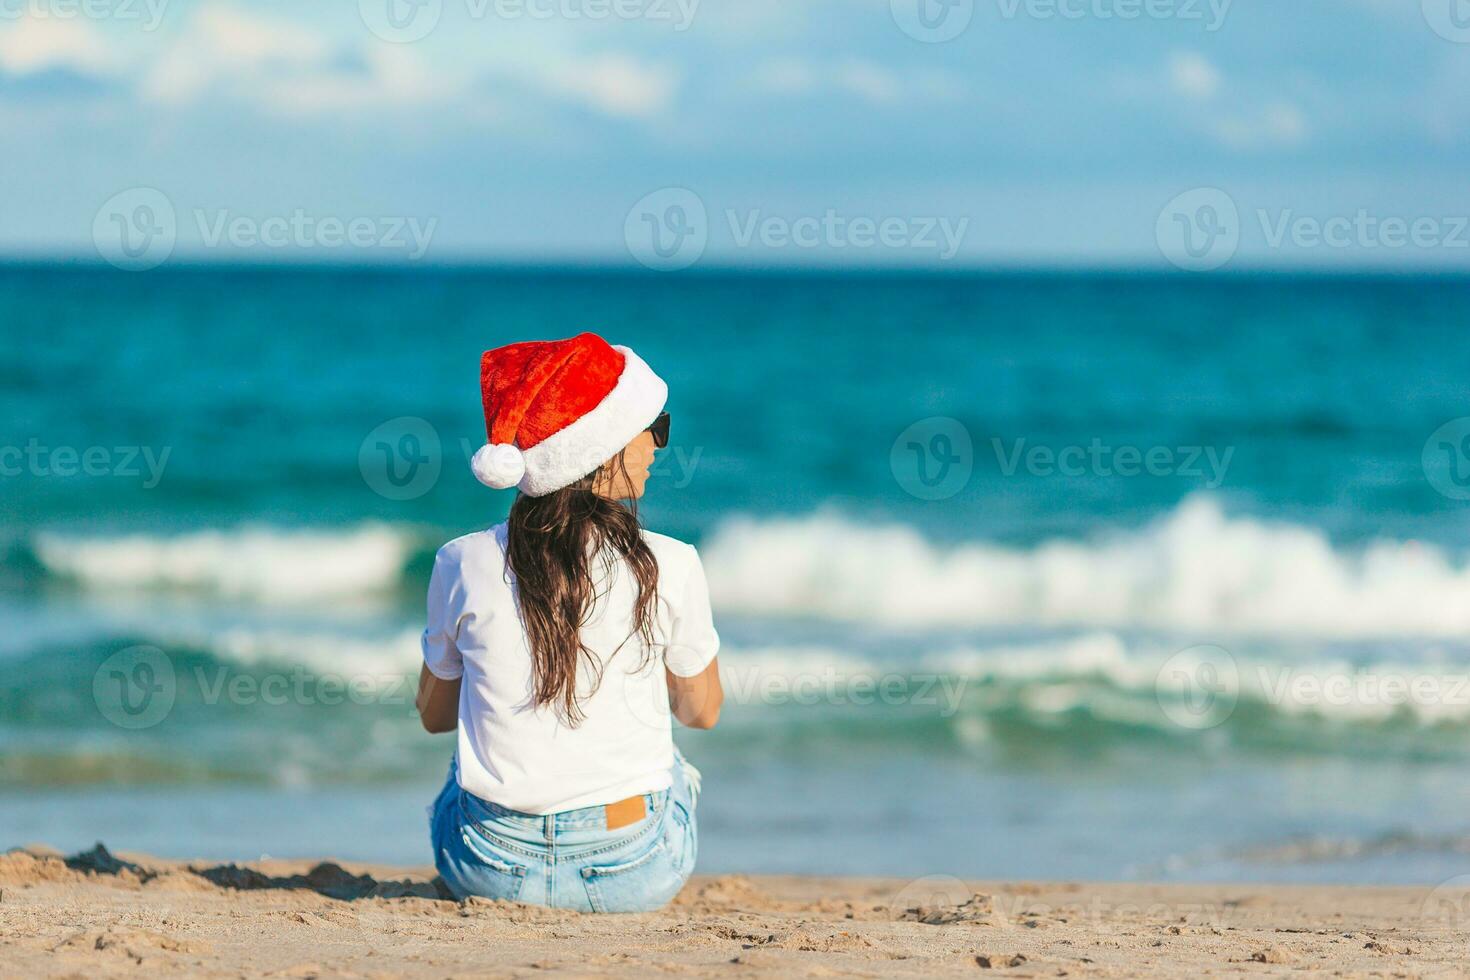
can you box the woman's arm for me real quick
[667,658,722,729]
[416,664,461,734]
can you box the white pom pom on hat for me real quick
[471,443,526,489]
[472,333,668,496]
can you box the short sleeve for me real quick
[421,548,465,680]
[662,546,721,677]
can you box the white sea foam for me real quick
[47,609,1470,730]
[192,625,424,679]
[32,524,418,602]
[715,633,1470,728]
[702,496,1470,639]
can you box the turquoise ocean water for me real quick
[5,264,1470,883]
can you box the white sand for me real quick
[1,844,1465,977]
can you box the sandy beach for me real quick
[1,844,1464,978]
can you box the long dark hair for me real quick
[505,451,659,724]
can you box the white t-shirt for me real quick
[421,523,720,814]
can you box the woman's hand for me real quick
[666,658,722,729]
[416,664,461,734]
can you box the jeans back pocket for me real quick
[580,810,693,914]
[458,823,530,903]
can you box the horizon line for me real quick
[4,255,1470,281]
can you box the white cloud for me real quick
[140,6,324,105]
[539,53,679,118]
[835,61,900,104]
[1125,52,1308,151]
[141,4,444,113]
[1169,51,1221,100]
[756,58,814,93]
[0,15,111,76]
[1263,102,1307,142]
[128,4,674,122]
[1210,102,1309,150]
[753,58,957,106]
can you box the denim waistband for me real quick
[461,786,669,831]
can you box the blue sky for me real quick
[3,0,1469,269]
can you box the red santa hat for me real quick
[470,332,667,496]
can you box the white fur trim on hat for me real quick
[514,345,667,496]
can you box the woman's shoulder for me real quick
[433,523,510,574]
[638,528,702,569]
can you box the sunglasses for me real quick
[646,411,670,449]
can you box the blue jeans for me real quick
[430,748,699,913]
